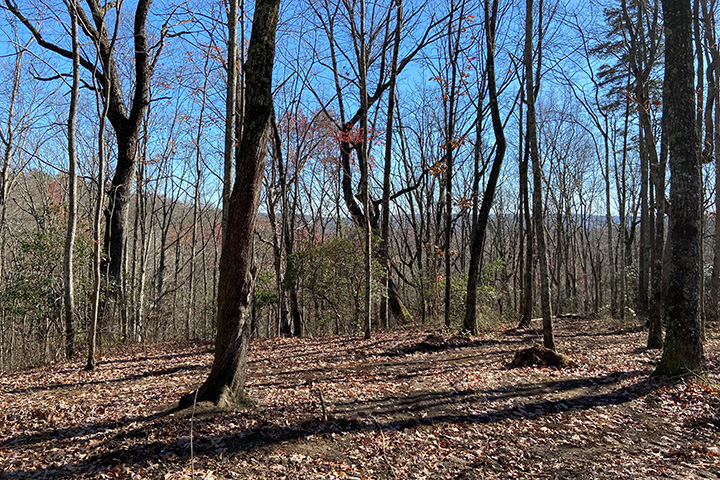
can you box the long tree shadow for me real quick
[2,372,665,480]
[2,364,208,396]
[248,349,511,390]
[100,349,211,366]
[331,369,649,419]
[555,325,646,338]
[0,408,178,451]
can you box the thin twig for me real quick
[312,387,328,423]
[190,388,199,479]
[370,415,397,479]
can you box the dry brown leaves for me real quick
[1,319,719,479]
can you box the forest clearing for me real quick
[1,317,719,479]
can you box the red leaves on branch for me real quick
[335,125,384,147]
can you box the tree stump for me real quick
[512,345,568,368]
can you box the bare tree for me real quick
[309,0,445,325]
[525,0,555,350]
[0,31,37,288]
[6,0,172,321]
[463,0,506,334]
[179,0,280,407]
[655,0,705,375]
[222,0,240,236]
[63,0,80,360]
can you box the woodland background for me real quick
[0,0,716,370]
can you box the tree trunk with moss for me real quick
[179,0,280,408]
[655,0,705,376]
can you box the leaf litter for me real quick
[1,318,718,479]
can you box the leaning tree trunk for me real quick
[463,0,506,335]
[179,0,280,408]
[655,0,705,376]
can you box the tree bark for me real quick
[179,0,280,407]
[463,0,506,335]
[222,0,239,237]
[525,0,555,350]
[655,0,705,375]
[64,0,80,360]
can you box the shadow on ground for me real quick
[2,370,664,479]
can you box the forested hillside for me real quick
[0,0,717,476]
[0,0,713,370]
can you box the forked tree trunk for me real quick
[7,0,163,334]
[179,0,280,408]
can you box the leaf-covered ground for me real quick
[1,318,719,479]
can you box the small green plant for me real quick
[1,205,91,367]
[290,232,383,335]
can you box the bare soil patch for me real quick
[1,318,719,479]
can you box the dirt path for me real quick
[1,318,718,479]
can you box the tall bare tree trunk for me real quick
[86,66,111,371]
[188,65,210,341]
[222,0,239,236]
[379,0,403,330]
[179,0,280,407]
[443,0,464,328]
[525,0,554,350]
[63,0,80,360]
[518,99,534,329]
[358,0,372,340]
[655,0,705,375]
[0,39,30,288]
[463,0,506,335]
[647,126,666,349]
